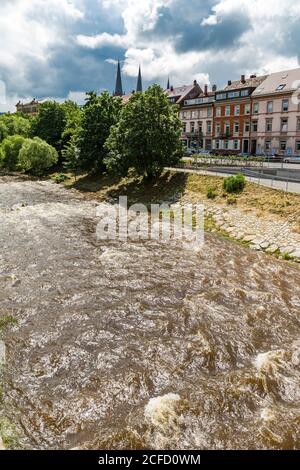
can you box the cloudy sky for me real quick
[1,0,300,111]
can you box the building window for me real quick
[234,105,240,116]
[182,112,186,118]
[297,118,300,131]
[182,122,187,133]
[252,120,258,132]
[280,140,287,151]
[282,99,289,112]
[228,91,240,99]
[190,122,195,133]
[253,102,259,114]
[224,140,229,149]
[216,107,221,117]
[296,141,300,153]
[233,140,239,150]
[215,139,220,149]
[244,121,250,132]
[265,140,271,151]
[234,122,239,133]
[198,121,203,133]
[191,111,198,119]
[215,123,221,135]
[216,93,227,100]
[225,122,230,135]
[245,104,250,115]
[281,118,288,132]
[267,101,273,113]
[207,121,212,134]
[266,119,273,132]
[276,84,286,91]
[207,107,212,117]
[241,89,249,97]
[225,105,230,116]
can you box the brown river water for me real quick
[0,176,299,450]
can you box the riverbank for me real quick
[62,170,300,263]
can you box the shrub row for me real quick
[0,135,58,176]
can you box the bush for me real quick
[52,173,70,184]
[18,137,58,176]
[0,135,26,171]
[207,187,217,199]
[223,174,246,193]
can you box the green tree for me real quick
[18,137,58,176]
[61,100,82,150]
[105,84,183,179]
[0,121,8,143]
[0,114,30,142]
[0,135,26,171]
[30,101,66,152]
[76,91,122,172]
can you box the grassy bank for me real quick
[61,170,300,228]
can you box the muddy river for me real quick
[0,176,299,450]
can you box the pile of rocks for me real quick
[205,204,300,261]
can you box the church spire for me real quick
[167,77,170,89]
[114,60,123,96]
[136,65,143,92]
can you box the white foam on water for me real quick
[254,350,286,372]
[0,340,6,364]
[144,393,182,429]
[260,407,276,422]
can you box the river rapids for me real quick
[0,176,299,450]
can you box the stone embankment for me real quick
[205,204,300,261]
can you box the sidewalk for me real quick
[167,167,300,194]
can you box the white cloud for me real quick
[77,32,129,48]
[1,0,300,110]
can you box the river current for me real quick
[0,176,299,449]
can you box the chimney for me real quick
[204,84,208,96]
[212,84,217,92]
[250,74,256,79]
[170,85,174,92]
[241,74,246,84]
[193,79,198,86]
[228,80,232,86]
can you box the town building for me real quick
[177,68,300,156]
[212,74,267,154]
[179,84,216,151]
[251,68,300,156]
[16,99,40,116]
[165,80,202,106]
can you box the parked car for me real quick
[283,155,300,163]
[184,148,194,156]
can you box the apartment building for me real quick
[251,69,300,155]
[179,85,216,151]
[177,68,300,156]
[213,75,267,154]
[165,80,202,106]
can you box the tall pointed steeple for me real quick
[136,65,143,92]
[114,60,123,96]
[167,77,170,90]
